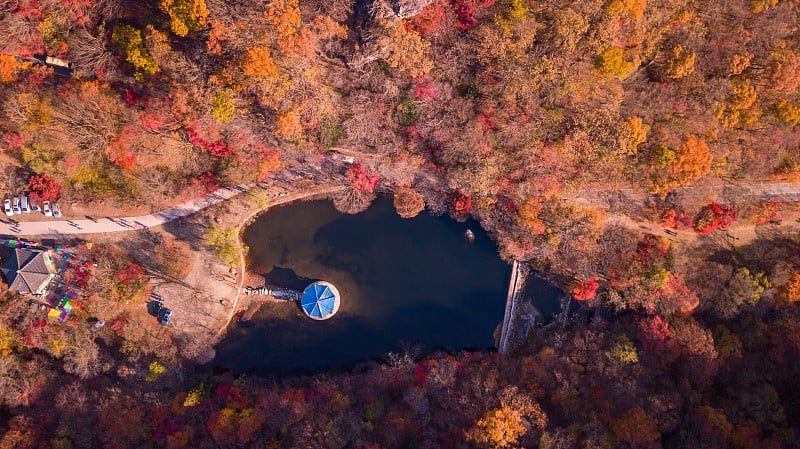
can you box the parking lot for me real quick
[4,194,62,219]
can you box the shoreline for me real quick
[211,184,348,344]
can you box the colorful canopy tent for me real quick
[47,300,72,323]
[300,281,341,320]
[1,249,56,295]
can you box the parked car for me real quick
[20,196,30,213]
[42,201,52,217]
[158,308,172,326]
[151,300,162,316]
[11,197,21,215]
[52,203,61,218]
[3,199,12,216]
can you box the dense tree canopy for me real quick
[0,0,799,447]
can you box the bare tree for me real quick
[68,27,120,79]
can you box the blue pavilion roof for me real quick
[301,283,337,319]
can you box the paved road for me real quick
[0,183,255,237]
[1,157,799,238]
[578,181,800,204]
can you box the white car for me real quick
[42,201,52,217]
[52,203,61,218]
[3,199,12,216]
[20,196,30,213]
[12,197,21,215]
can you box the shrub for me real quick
[751,200,779,225]
[183,381,212,406]
[146,361,166,381]
[211,90,235,124]
[318,116,342,149]
[28,174,61,202]
[693,202,737,234]
[605,335,639,364]
[653,145,675,167]
[205,227,240,268]
[257,152,280,182]
[661,208,692,229]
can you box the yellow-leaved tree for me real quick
[161,0,210,37]
[112,25,159,78]
[618,116,649,155]
[666,44,696,79]
[596,46,635,79]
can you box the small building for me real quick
[300,281,340,320]
[0,248,57,295]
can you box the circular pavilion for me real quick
[300,281,340,320]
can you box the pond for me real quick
[214,197,561,375]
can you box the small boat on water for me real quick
[464,229,475,243]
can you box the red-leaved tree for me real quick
[404,0,450,36]
[452,192,472,214]
[572,277,598,301]
[661,208,692,229]
[28,174,61,202]
[693,202,737,234]
[346,163,379,193]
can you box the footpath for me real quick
[0,184,254,237]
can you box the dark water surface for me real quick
[214,198,557,375]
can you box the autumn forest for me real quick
[0,0,799,447]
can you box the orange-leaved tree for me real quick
[393,187,425,218]
[467,405,526,448]
[373,20,434,78]
[779,272,800,306]
[650,135,712,195]
[610,407,660,447]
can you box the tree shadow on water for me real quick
[260,266,320,292]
